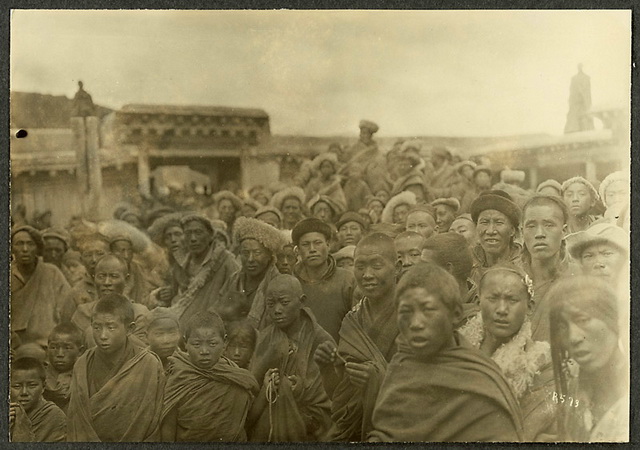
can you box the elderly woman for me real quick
[381,191,417,225]
[548,276,628,442]
[215,217,286,329]
[458,264,556,441]
[469,190,522,284]
[598,170,629,232]
[561,176,600,233]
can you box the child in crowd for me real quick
[561,177,600,233]
[10,357,66,442]
[44,322,85,412]
[146,308,182,370]
[223,319,258,369]
[161,311,258,442]
[66,293,165,441]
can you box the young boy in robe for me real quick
[10,357,66,442]
[146,308,182,371]
[66,293,165,442]
[43,323,85,412]
[368,263,523,442]
[247,274,335,442]
[223,319,258,369]
[161,311,258,442]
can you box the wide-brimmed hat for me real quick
[567,222,628,260]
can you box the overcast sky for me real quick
[10,10,631,137]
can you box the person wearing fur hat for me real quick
[248,185,271,206]
[304,153,348,210]
[428,146,458,196]
[390,146,429,202]
[214,217,286,329]
[291,218,356,342]
[162,214,240,332]
[597,170,629,232]
[431,197,460,233]
[241,197,262,218]
[404,204,437,240]
[270,186,307,230]
[381,191,417,225]
[254,205,283,229]
[561,176,600,233]
[365,194,386,224]
[458,264,556,441]
[470,190,523,285]
[536,179,562,197]
[336,211,367,249]
[341,120,390,195]
[213,190,243,240]
[41,228,71,269]
[308,194,344,225]
[11,225,74,348]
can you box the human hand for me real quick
[157,286,173,303]
[9,403,18,428]
[264,368,280,387]
[314,341,337,366]
[344,362,373,388]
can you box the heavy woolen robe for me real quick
[11,400,66,442]
[66,339,165,442]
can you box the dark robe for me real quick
[44,363,73,412]
[11,400,66,442]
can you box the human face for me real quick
[79,240,109,276]
[563,183,594,217]
[257,211,281,229]
[354,244,397,301]
[580,243,626,281]
[476,210,515,257]
[12,231,38,266]
[449,218,477,246]
[10,370,43,413]
[395,235,424,271]
[319,160,335,178]
[223,332,254,369]
[336,257,354,271]
[397,157,413,175]
[375,191,390,204]
[312,202,334,223]
[94,258,128,297]
[218,199,236,223]
[43,237,66,266]
[240,239,272,278]
[183,220,213,257]
[147,318,181,359]
[480,271,528,342]
[62,260,86,286]
[92,312,131,356]
[47,333,82,373]
[163,225,184,253]
[338,221,363,247]
[276,246,297,275]
[266,285,302,331]
[559,302,618,374]
[523,203,567,261]
[393,204,410,225]
[369,200,384,219]
[474,172,492,190]
[434,205,456,233]
[397,288,456,359]
[111,240,134,265]
[604,180,628,211]
[282,198,302,224]
[185,327,226,370]
[405,211,436,239]
[297,232,329,269]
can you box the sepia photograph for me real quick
[8,9,631,443]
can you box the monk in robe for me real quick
[71,254,149,346]
[161,311,258,442]
[145,308,182,371]
[66,294,165,442]
[314,233,402,442]
[10,357,66,442]
[109,235,155,309]
[44,323,85,412]
[368,263,523,442]
[248,275,334,442]
[11,226,74,347]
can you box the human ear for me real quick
[451,303,463,327]
[299,294,307,305]
[126,322,136,335]
[445,262,455,275]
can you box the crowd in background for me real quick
[10,119,630,442]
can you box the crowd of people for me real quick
[10,119,630,442]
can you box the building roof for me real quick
[119,103,269,119]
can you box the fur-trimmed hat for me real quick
[473,165,492,178]
[147,212,184,245]
[470,190,521,227]
[431,197,461,212]
[407,203,437,221]
[312,152,340,172]
[255,205,283,226]
[536,179,562,196]
[270,186,306,211]
[455,160,477,174]
[243,197,262,214]
[12,225,44,254]
[213,190,243,211]
[291,217,333,245]
[234,217,286,254]
[599,171,628,207]
[41,227,71,250]
[307,194,344,218]
[336,211,367,231]
[561,176,599,200]
[381,191,417,224]
[365,195,386,209]
[359,120,379,133]
[567,222,628,260]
